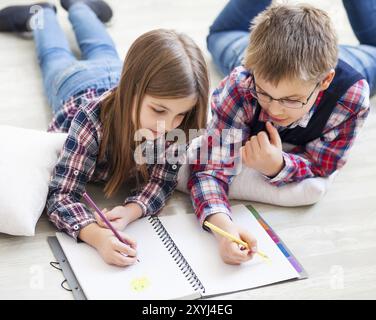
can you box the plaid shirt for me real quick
[47,89,181,239]
[188,66,370,225]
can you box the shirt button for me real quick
[73,170,79,176]
[73,225,80,231]
[172,165,177,170]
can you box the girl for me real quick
[0,0,209,267]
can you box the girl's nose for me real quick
[164,119,174,132]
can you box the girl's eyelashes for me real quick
[151,106,187,117]
[151,107,165,114]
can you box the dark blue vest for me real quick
[249,59,365,145]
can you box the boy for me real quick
[189,0,374,265]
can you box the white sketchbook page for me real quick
[56,217,199,300]
[159,204,300,297]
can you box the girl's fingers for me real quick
[109,220,125,231]
[95,212,108,228]
[95,208,121,228]
[105,209,124,221]
[100,208,120,221]
[112,252,137,267]
[118,231,137,249]
[112,238,137,257]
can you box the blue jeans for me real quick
[207,0,376,96]
[32,2,122,114]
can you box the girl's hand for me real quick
[95,227,138,267]
[206,213,258,265]
[79,223,138,267]
[95,203,143,231]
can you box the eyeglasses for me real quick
[249,76,320,109]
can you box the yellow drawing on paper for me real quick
[130,276,151,292]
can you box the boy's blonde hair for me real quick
[243,3,338,85]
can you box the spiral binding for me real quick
[148,216,205,293]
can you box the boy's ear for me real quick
[319,69,335,90]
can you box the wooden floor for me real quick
[0,0,375,299]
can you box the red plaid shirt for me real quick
[47,89,181,239]
[188,66,370,225]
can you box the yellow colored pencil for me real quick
[204,221,269,260]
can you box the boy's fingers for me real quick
[266,122,282,148]
[227,245,253,264]
[240,230,258,253]
[257,131,270,149]
[250,135,261,153]
[237,244,253,260]
[237,247,254,262]
[245,140,254,159]
[241,146,248,164]
[228,242,249,260]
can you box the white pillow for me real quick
[0,126,67,236]
[176,163,336,206]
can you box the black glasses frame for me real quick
[249,75,320,109]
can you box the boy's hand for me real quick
[95,203,143,231]
[218,226,258,265]
[241,121,284,177]
[79,223,138,267]
[206,213,258,265]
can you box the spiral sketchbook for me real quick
[48,204,307,299]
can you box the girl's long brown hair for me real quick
[99,29,209,198]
